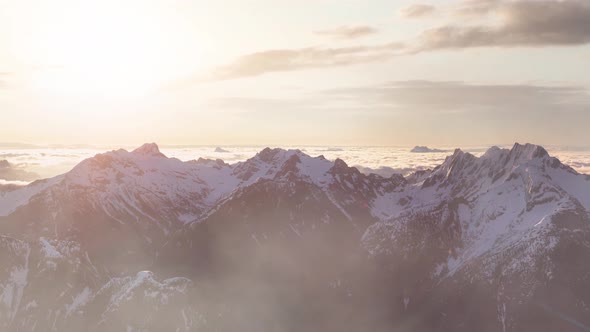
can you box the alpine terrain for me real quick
[0,143,589,332]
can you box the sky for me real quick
[0,0,589,147]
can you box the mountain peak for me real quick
[214,147,229,153]
[253,147,305,164]
[481,146,504,160]
[439,148,471,167]
[132,143,166,158]
[510,142,548,159]
[333,158,348,169]
[256,147,282,162]
[451,148,464,156]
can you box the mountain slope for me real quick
[0,143,588,331]
[363,143,590,331]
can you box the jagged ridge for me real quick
[0,142,588,332]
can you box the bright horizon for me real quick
[1,0,590,146]
[3,142,590,150]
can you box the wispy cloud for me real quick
[324,80,590,113]
[208,43,406,80]
[398,4,436,19]
[452,0,502,18]
[203,0,590,80]
[313,25,378,39]
[206,80,590,117]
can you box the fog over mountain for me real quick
[0,142,589,331]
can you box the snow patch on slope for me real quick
[0,176,63,216]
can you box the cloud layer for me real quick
[0,160,39,182]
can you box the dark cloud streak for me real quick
[417,0,590,50]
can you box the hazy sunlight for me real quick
[19,1,202,97]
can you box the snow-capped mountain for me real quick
[0,143,588,331]
[364,143,590,331]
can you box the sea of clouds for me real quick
[0,144,589,185]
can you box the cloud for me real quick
[206,81,590,117]
[398,4,436,18]
[0,153,29,158]
[452,0,502,18]
[314,25,378,39]
[208,43,406,80]
[416,0,590,50]
[201,0,590,80]
[354,165,429,177]
[315,80,590,148]
[0,160,40,182]
[324,80,590,113]
[203,79,590,147]
[0,179,31,186]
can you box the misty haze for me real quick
[1,0,590,331]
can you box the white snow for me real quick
[40,237,63,258]
[0,143,587,293]
[0,176,63,216]
[364,143,590,283]
[403,296,411,310]
[0,242,30,323]
[289,224,303,238]
[181,308,190,330]
[24,300,37,311]
[548,166,590,211]
[65,287,92,316]
[98,270,191,316]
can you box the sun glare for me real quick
[21,1,199,97]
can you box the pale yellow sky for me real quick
[1,0,589,146]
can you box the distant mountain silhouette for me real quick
[410,145,447,153]
[214,147,230,153]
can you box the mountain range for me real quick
[0,142,589,331]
